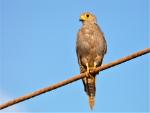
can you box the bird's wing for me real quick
[76,31,87,73]
[103,35,107,54]
[95,24,107,55]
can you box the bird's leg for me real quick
[93,62,97,85]
[86,63,94,80]
[93,62,97,70]
[86,63,90,77]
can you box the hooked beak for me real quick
[79,15,86,21]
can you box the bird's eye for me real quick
[86,14,89,17]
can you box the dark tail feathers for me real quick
[82,75,96,109]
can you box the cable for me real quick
[0,48,149,110]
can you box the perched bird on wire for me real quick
[76,12,107,109]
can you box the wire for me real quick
[0,48,149,110]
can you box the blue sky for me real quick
[0,0,149,112]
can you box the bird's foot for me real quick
[90,62,99,75]
[85,63,95,80]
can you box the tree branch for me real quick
[0,48,150,110]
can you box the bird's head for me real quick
[79,12,97,24]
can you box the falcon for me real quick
[76,12,107,109]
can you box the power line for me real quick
[0,48,149,110]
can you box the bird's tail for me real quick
[83,74,96,110]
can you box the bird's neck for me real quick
[82,21,96,25]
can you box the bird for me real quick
[76,12,107,109]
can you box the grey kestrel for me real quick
[76,12,107,109]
